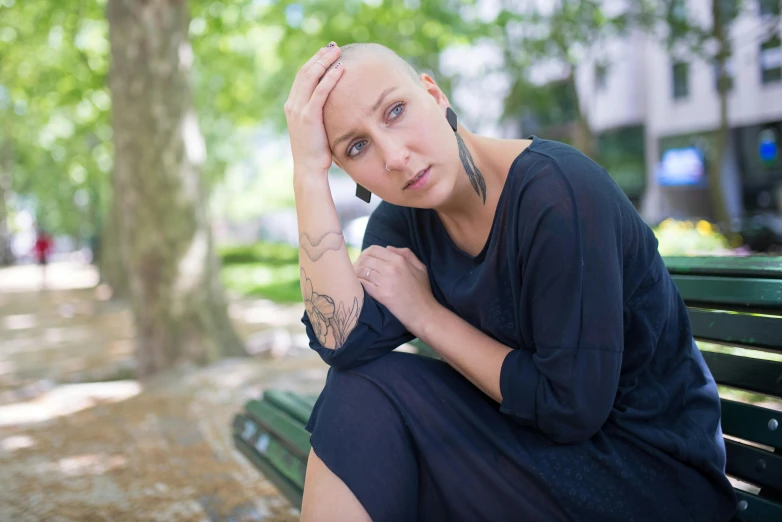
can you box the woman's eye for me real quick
[348,141,366,157]
[389,103,405,119]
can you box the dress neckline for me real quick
[430,136,537,264]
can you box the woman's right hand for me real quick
[284,43,345,177]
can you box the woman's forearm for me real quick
[295,173,364,350]
[416,303,511,403]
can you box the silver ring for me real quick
[385,164,391,171]
[315,60,327,69]
[364,268,372,279]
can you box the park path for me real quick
[0,262,327,521]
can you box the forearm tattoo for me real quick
[456,131,487,203]
[300,268,361,348]
[299,231,345,262]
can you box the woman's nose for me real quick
[382,144,410,172]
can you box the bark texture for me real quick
[107,0,245,377]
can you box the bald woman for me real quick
[285,42,736,522]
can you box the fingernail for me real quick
[327,42,336,48]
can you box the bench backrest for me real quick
[665,256,782,522]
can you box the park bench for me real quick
[232,255,782,521]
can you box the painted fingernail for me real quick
[327,42,336,48]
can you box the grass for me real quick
[218,242,359,303]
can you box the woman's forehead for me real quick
[325,59,415,117]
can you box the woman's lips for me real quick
[404,167,430,190]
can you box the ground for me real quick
[0,262,327,521]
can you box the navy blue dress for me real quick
[302,137,737,521]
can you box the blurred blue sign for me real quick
[657,147,706,186]
[759,129,778,164]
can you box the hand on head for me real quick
[284,42,345,178]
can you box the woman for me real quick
[286,42,736,521]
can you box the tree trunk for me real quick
[98,194,129,299]
[710,0,732,230]
[106,0,246,377]
[567,69,596,160]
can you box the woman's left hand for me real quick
[354,245,438,336]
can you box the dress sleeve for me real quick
[499,163,625,444]
[301,203,415,370]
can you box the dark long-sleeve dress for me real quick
[301,137,737,521]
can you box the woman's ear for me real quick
[419,73,449,108]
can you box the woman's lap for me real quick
[305,352,725,522]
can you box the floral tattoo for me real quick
[301,268,360,347]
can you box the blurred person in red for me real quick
[32,227,53,289]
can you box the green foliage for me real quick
[2,0,489,237]
[219,242,299,265]
[1,0,111,237]
[221,262,303,303]
[218,240,360,303]
[219,242,303,302]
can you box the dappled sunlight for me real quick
[2,314,37,331]
[36,453,128,477]
[0,380,141,427]
[0,263,98,293]
[0,434,35,453]
[174,229,208,299]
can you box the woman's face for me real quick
[323,58,460,208]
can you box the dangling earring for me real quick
[355,183,371,203]
[446,106,458,132]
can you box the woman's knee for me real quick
[301,448,371,522]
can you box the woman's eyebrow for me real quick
[331,86,399,151]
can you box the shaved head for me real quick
[327,43,421,86]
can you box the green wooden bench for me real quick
[232,256,782,520]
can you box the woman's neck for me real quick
[434,128,531,242]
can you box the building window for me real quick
[672,62,689,99]
[713,58,734,92]
[759,0,781,16]
[595,64,608,91]
[760,36,782,84]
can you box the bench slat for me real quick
[726,439,782,494]
[664,256,782,279]
[263,390,313,425]
[233,433,304,509]
[690,309,782,352]
[672,276,782,309]
[233,414,307,490]
[734,489,782,522]
[721,400,782,450]
[245,399,311,459]
[702,351,782,399]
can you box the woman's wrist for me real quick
[411,298,445,342]
[293,170,331,196]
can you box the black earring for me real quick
[356,183,372,203]
[446,106,457,132]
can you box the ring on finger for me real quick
[315,60,327,69]
[364,267,372,279]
